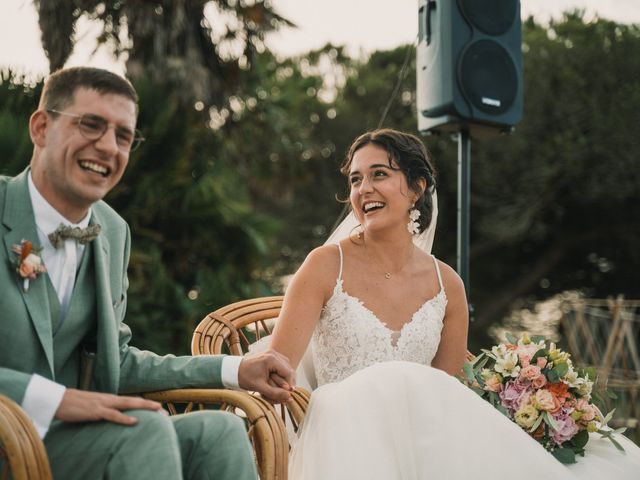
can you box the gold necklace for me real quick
[369,246,414,280]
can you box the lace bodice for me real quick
[311,245,447,386]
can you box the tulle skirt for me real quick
[289,361,640,479]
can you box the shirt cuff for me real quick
[221,355,242,390]
[21,374,66,439]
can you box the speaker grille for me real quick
[459,0,517,36]
[458,39,517,115]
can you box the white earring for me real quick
[407,207,420,235]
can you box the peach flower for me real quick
[19,253,45,279]
[531,375,547,389]
[484,375,503,393]
[534,389,561,413]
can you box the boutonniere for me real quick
[11,240,46,293]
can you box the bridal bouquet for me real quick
[462,333,625,464]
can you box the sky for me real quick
[1,0,639,77]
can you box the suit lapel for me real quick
[91,210,119,393]
[2,170,55,375]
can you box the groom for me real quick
[0,66,294,479]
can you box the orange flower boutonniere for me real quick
[11,240,46,292]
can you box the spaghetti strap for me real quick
[431,255,444,292]
[336,243,344,281]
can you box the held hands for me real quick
[55,389,166,425]
[238,349,296,404]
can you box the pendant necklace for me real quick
[373,246,414,280]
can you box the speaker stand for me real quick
[457,130,473,319]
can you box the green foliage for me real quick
[0,72,278,354]
[551,447,576,464]
[0,70,41,174]
[468,14,640,329]
[3,11,639,357]
[107,78,279,353]
[36,0,293,108]
[256,14,640,350]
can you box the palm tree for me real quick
[34,0,293,107]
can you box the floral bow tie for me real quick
[48,223,102,248]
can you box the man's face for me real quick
[32,87,137,222]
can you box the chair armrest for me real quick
[0,394,52,480]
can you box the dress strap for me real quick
[336,243,344,281]
[431,255,444,292]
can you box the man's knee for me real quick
[173,410,247,448]
[109,410,183,478]
[126,409,176,440]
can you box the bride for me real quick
[268,128,640,479]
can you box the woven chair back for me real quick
[192,295,310,439]
[192,296,283,356]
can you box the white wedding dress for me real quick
[288,244,640,479]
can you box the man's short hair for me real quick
[39,67,139,111]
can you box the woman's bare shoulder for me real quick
[294,243,341,288]
[304,243,341,267]
[434,258,466,297]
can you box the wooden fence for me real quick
[560,296,640,443]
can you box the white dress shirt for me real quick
[28,172,91,317]
[22,173,241,438]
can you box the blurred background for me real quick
[1,1,639,434]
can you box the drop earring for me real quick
[407,207,420,235]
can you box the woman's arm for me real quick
[270,244,339,369]
[430,261,469,375]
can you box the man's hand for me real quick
[238,349,295,404]
[55,389,166,425]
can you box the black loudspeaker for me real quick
[417,0,523,137]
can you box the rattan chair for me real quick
[143,298,297,480]
[0,387,286,480]
[192,296,311,436]
[0,394,52,480]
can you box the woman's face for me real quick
[348,144,416,236]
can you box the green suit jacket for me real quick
[0,169,226,405]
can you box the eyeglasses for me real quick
[46,109,145,152]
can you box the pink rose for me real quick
[531,375,547,389]
[517,344,541,367]
[581,405,596,422]
[575,398,596,422]
[575,398,589,411]
[520,365,547,389]
[520,365,541,381]
[536,357,547,369]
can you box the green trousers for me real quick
[44,409,258,480]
